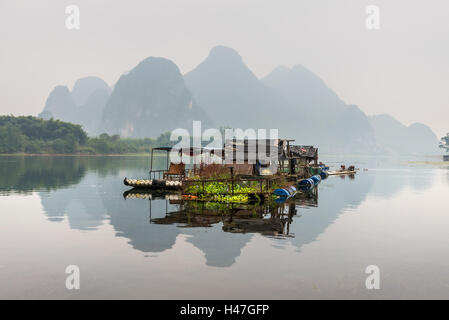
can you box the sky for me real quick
[0,0,448,136]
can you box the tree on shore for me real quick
[0,115,173,154]
[439,133,449,152]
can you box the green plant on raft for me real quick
[195,192,250,203]
[184,180,260,203]
[185,181,259,196]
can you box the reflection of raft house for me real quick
[123,187,319,237]
[148,195,300,236]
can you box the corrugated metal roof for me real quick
[289,145,317,158]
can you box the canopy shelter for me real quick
[283,145,319,176]
[149,146,224,179]
[149,140,319,178]
[223,139,283,163]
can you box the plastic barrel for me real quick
[320,171,329,179]
[298,178,314,189]
[274,186,297,197]
[275,197,287,203]
[274,188,289,197]
[310,175,321,184]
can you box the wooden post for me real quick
[166,150,169,171]
[230,167,234,195]
[150,148,154,177]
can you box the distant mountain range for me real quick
[101,57,212,138]
[185,46,287,131]
[39,46,440,155]
[39,76,111,135]
[369,114,439,155]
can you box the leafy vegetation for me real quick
[185,180,266,203]
[0,116,173,154]
[183,168,287,203]
[84,132,172,154]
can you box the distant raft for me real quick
[327,170,356,176]
[123,178,183,190]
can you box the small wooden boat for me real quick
[123,177,183,190]
[327,170,356,176]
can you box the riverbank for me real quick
[0,116,173,155]
[408,160,449,166]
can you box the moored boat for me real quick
[123,178,183,190]
[327,170,356,176]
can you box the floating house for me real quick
[124,139,323,201]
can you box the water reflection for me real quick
[2,155,449,298]
[0,156,86,193]
[39,173,108,228]
[120,188,321,267]
[147,194,302,237]
[0,155,440,268]
[0,155,155,194]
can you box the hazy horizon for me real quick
[1,0,448,137]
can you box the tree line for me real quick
[440,133,449,153]
[0,116,173,154]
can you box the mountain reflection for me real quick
[121,188,319,267]
[0,155,438,268]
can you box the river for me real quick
[0,155,448,299]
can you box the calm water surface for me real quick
[1,155,449,299]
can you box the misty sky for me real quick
[1,0,448,136]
